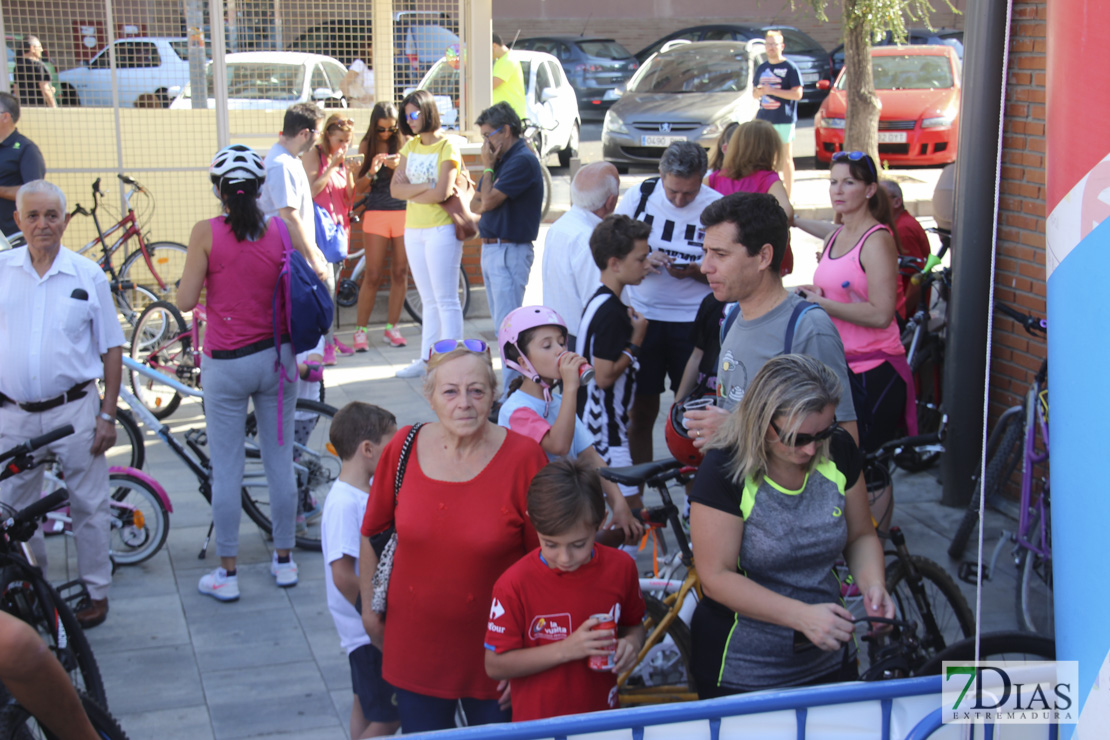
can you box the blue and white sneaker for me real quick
[198,568,240,602]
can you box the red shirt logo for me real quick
[528,613,572,641]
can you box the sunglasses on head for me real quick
[406,110,421,121]
[430,339,489,358]
[770,419,839,447]
[329,118,355,131]
[376,125,399,133]
[831,150,877,179]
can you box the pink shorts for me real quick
[361,210,407,239]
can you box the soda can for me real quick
[587,613,617,671]
[557,351,595,385]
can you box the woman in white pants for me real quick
[390,89,464,378]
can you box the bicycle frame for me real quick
[1014,371,1050,560]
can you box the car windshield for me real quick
[773,29,825,55]
[628,46,748,93]
[420,60,459,97]
[577,40,632,59]
[838,54,954,90]
[185,62,305,100]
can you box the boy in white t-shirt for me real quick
[322,402,399,739]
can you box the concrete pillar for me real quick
[462,0,492,136]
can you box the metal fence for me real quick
[0,0,471,252]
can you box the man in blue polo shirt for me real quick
[753,30,803,197]
[474,102,544,389]
[0,93,46,237]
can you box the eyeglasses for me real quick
[481,126,504,140]
[376,126,399,133]
[406,110,421,121]
[831,150,877,179]
[770,419,839,447]
[430,339,489,357]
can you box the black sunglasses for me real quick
[770,419,839,447]
[831,150,877,179]
[376,126,399,133]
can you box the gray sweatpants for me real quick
[202,344,297,557]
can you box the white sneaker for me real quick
[395,359,426,378]
[271,554,299,587]
[198,568,240,602]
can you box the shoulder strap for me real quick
[633,176,659,222]
[719,302,740,346]
[821,225,844,260]
[783,301,821,355]
[393,423,425,503]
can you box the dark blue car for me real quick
[514,35,638,115]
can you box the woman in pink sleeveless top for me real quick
[706,120,795,275]
[796,151,915,459]
[303,114,356,362]
[177,145,301,603]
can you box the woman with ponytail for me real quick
[177,144,304,603]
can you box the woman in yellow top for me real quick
[391,89,465,378]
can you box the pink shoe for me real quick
[322,342,337,366]
[352,329,369,352]
[333,338,355,356]
[384,328,407,347]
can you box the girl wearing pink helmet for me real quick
[497,306,643,544]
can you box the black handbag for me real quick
[369,423,423,614]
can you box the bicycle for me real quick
[334,243,472,325]
[948,303,1051,636]
[128,300,205,420]
[5,174,188,327]
[0,426,107,709]
[120,356,339,551]
[0,687,129,739]
[521,118,555,222]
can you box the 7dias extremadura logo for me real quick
[942,661,1079,724]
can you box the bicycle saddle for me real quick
[599,458,682,486]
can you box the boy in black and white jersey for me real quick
[577,215,651,509]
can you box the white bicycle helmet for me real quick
[209,144,266,187]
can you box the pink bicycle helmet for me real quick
[498,306,568,402]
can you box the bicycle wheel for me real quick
[403,266,471,324]
[241,399,339,551]
[948,412,1024,559]
[113,281,158,331]
[108,471,170,567]
[916,632,1056,676]
[0,689,129,739]
[883,555,974,664]
[620,595,696,700]
[118,241,188,306]
[106,408,144,471]
[0,562,107,708]
[1015,508,1054,636]
[539,163,553,222]
[129,301,193,420]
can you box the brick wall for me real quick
[989,0,1047,421]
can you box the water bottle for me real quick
[558,352,595,384]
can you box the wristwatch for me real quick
[97,411,115,423]
[624,342,641,358]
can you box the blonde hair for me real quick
[707,354,841,485]
[422,347,499,401]
[317,113,355,153]
[721,119,781,180]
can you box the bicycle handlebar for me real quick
[995,303,1046,336]
[0,424,74,465]
[8,488,69,528]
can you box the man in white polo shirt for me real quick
[0,180,125,629]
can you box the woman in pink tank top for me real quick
[177,144,301,603]
[303,114,356,361]
[796,151,916,459]
[705,120,795,275]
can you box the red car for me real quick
[815,45,960,167]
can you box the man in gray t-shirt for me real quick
[685,192,859,445]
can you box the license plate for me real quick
[802,73,820,84]
[878,131,907,144]
[642,135,687,146]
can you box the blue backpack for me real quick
[272,217,334,354]
[313,202,349,263]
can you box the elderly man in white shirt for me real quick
[0,180,124,629]
[540,162,620,347]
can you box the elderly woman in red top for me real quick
[358,340,548,733]
[303,113,356,363]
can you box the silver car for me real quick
[602,40,765,169]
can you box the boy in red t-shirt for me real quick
[484,458,646,722]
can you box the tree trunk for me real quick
[842,0,881,164]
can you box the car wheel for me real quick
[558,121,580,169]
[58,84,80,107]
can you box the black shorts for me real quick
[636,319,696,396]
[849,361,908,453]
[349,644,399,723]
